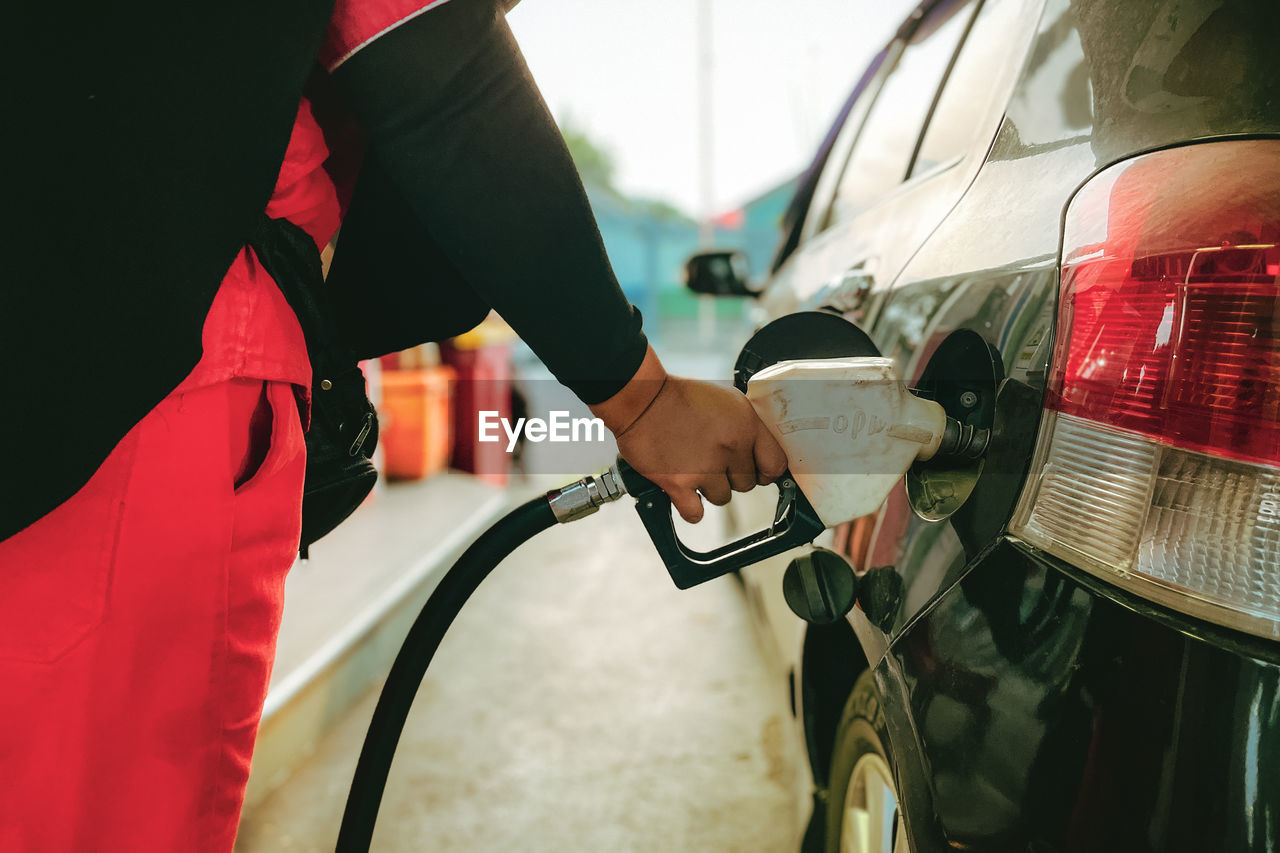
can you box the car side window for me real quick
[910,0,1017,177]
[799,47,899,244]
[822,0,976,228]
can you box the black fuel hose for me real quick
[336,495,557,852]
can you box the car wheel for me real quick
[825,670,910,853]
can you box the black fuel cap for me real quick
[782,548,860,625]
[732,311,880,392]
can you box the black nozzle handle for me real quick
[615,456,825,589]
[615,457,663,500]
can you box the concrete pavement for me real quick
[237,313,804,850]
[236,481,800,852]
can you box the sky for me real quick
[507,0,904,218]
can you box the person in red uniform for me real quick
[1,0,786,849]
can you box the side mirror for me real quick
[684,250,759,298]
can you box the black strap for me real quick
[246,213,337,370]
[244,213,381,552]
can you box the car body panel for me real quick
[725,0,1280,848]
[879,538,1280,852]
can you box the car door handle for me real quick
[829,266,876,315]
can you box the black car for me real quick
[689,0,1279,850]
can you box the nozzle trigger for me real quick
[615,458,825,589]
[770,477,798,536]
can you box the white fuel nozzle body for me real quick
[746,357,947,528]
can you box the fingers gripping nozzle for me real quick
[614,460,827,589]
[544,461,828,590]
[548,357,990,595]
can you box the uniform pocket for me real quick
[0,435,137,664]
[229,380,303,498]
[230,380,275,493]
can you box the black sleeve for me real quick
[330,0,648,405]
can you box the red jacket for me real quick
[6,0,647,541]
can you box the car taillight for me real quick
[1011,139,1280,640]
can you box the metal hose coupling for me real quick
[545,464,628,524]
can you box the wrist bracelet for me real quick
[613,374,669,439]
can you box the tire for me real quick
[824,670,910,853]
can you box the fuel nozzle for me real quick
[746,356,985,529]
[580,357,989,595]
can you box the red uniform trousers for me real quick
[0,375,306,851]
[0,96,337,851]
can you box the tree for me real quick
[560,118,695,225]
[561,119,619,194]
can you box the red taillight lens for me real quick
[1048,149,1280,466]
[1013,139,1280,640]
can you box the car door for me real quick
[833,0,1059,654]
[740,0,990,668]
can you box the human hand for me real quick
[609,376,788,523]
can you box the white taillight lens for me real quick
[1016,412,1280,637]
[1012,140,1280,640]
[1017,414,1158,571]
[1142,449,1279,617]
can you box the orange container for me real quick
[379,366,455,481]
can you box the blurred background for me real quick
[512,0,891,335]
[235,2,897,849]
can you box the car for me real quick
[685,0,1279,850]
